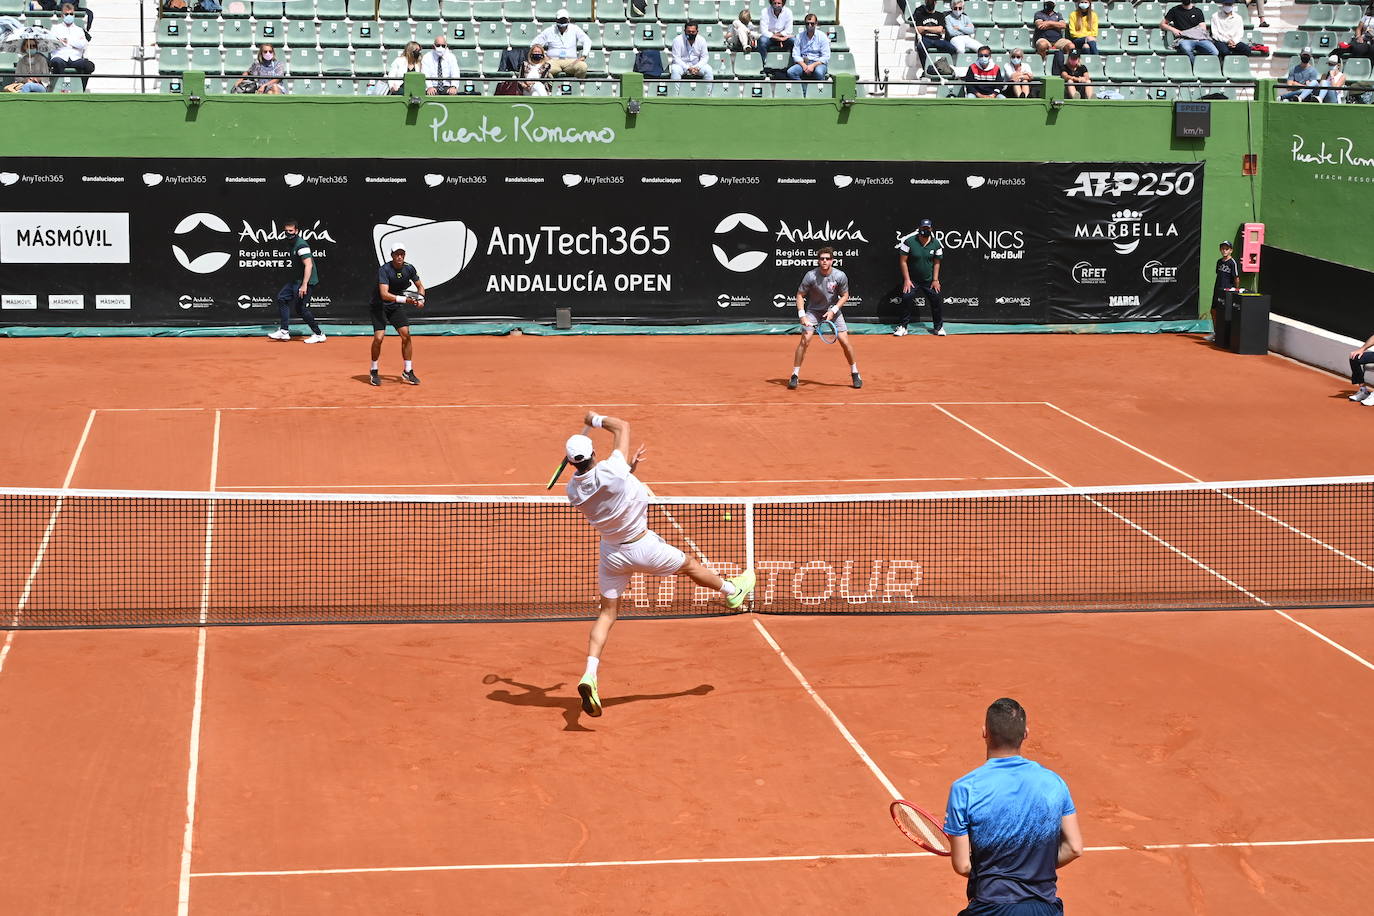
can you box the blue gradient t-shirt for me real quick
[944,756,1075,905]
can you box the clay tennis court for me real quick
[2,333,1373,914]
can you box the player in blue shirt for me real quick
[944,698,1083,915]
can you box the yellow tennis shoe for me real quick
[725,570,757,610]
[578,674,602,717]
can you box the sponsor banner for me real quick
[0,159,1201,325]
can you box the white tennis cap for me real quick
[565,434,594,463]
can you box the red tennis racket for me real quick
[890,799,952,856]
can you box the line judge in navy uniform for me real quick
[369,246,426,386]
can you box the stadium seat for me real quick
[412,0,441,20]
[580,48,608,73]
[187,19,221,47]
[1334,5,1364,30]
[827,25,848,51]
[1192,54,1223,81]
[1121,28,1151,54]
[703,48,732,77]
[446,21,476,47]
[189,46,222,73]
[0,52,15,75]
[508,21,540,46]
[347,0,376,17]
[378,0,410,20]
[658,0,689,22]
[1134,54,1165,81]
[476,21,506,47]
[254,20,282,44]
[636,23,662,47]
[414,21,446,45]
[1134,1,1164,23]
[606,48,637,73]
[253,0,285,17]
[1104,53,1134,80]
[283,0,314,18]
[1095,30,1120,52]
[1164,53,1194,81]
[1104,5,1137,26]
[320,76,359,94]
[1222,53,1254,81]
[1347,57,1374,80]
[285,21,318,48]
[156,20,188,47]
[223,20,253,48]
[598,0,629,20]
[479,48,505,74]
[602,22,635,48]
[1313,31,1341,51]
[830,50,856,75]
[316,0,347,19]
[471,0,506,19]
[380,21,409,47]
[454,47,482,73]
[289,48,323,74]
[349,21,381,47]
[440,0,471,21]
[582,78,618,95]
[687,0,719,23]
[699,23,723,46]
[353,47,385,74]
[50,75,85,92]
[967,0,994,26]
[321,47,352,72]
[763,49,790,71]
[1301,5,1336,29]
[223,47,255,73]
[1279,30,1308,55]
[224,0,250,13]
[319,21,350,47]
[992,1,1023,27]
[984,29,1006,52]
[159,46,189,74]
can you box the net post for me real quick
[744,500,755,575]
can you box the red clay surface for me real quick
[1,333,1371,914]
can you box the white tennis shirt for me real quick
[566,450,649,544]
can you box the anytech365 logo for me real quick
[372,215,477,288]
[712,212,770,273]
[1073,209,1178,256]
[171,213,232,274]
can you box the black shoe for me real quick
[369,370,380,387]
[852,372,863,389]
[402,369,420,385]
[787,374,799,390]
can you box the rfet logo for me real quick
[1141,260,1179,283]
[1072,261,1107,284]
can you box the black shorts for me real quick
[370,302,409,332]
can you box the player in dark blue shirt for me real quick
[369,246,426,386]
[944,698,1083,915]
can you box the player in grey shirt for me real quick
[789,246,863,389]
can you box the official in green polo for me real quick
[894,217,946,337]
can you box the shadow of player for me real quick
[485,676,714,732]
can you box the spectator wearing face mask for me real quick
[670,20,714,80]
[1320,54,1346,103]
[1209,0,1251,58]
[1280,52,1320,101]
[912,0,958,66]
[1350,4,1374,61]
[421,35,460,95]
[1060,48,1093,98]
[1162,0,1218,64]
[945,2,983,55]
[520,43,553,95]
[787,13,829,83]
[49,2,94,88]
[233,43,285,94]
[387,41,423,94]
[1003,47,1033,97]
[1067,0,1098,56]
[534,8,593,78]
[963,44,1003,97]
[30,1,92,30]
[759,0,795,60]
[8,37,50,92]
[1031,1,1074,74]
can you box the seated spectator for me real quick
[7,37,50,92]
[386,40,423,95]
[1061,48,1094,97]
[945,2,982,55]
[912,0,958,75]
[1209,0,1251,58]
[1003,48,1033,97]
[30,0,92,30]
[1351,3,1374,61]
[1280,51,1320,101]
[49,3,94,88]
[726,9,759,52]
[233,43,285,94]
[535,8,592,78]
[964,44,1003,97]
[1067,0,1098,55]
[1321,54,1346,103]
[1162,0,1218,63]
[787,12,829,82]
[1031,1,1074,73]
[759,0,795,60]
[520,43,552,96]
[670,20,714,79]
[421,35,459,95]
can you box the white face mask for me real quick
[977,55,990,66]
[262,51,273,60]
[63,13,75,23]
[1077,2,1088,8]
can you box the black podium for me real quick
[1224,291,1269,355]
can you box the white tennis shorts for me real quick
[598,530,686,599]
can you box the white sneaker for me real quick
[935,327,948,336]
[303,333,327,344]
[893,326,908,337]
[1350,389,1370,402]
[1203,334,1215,342]
[1362,390,1374,405]
[267,329,290,341]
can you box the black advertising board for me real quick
[0,159,1202,327]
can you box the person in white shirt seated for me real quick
[1209,0,1252,58]
[386,41,422,94]
[421,34,460,95]
[945,1,983,55]
[534,7,594,78]
[758,0,795,60]
[49,2,93,88]
[670,20,714,80]
[520,43,553,96]
[726,8,759,52]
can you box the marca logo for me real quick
[0,212,131,264]
[713,212,770,273]
[1073,210,1178,256]
[1072,261,1108,284]
[172,212,232,274]
[1109,295,1141,307]
[775,219,868,244]
[372,215,477,289]
[716,293,749,308]
[1141,260,1178,283]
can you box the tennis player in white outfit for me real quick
[566,411,756,717]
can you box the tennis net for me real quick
[3,476,1373,628]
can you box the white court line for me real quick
[189,836,1374,879]
[94,401,1048,413]
[1041,402,1374,672]
[213,476,1054,491]
[177,410,219,916]
[0,409,97,676]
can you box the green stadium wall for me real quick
[8,83,1370,316]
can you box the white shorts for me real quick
[598,530,686,599]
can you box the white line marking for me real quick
[213,476,1053,491]
[178,411,219,916]
[1,409,97,675]
[189,836,1374,878]
[95,401,1047,413]
[1042,402,1374,670]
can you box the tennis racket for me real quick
[890,799,952,856]
[545,424,592,490]
[800,316,839,343]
